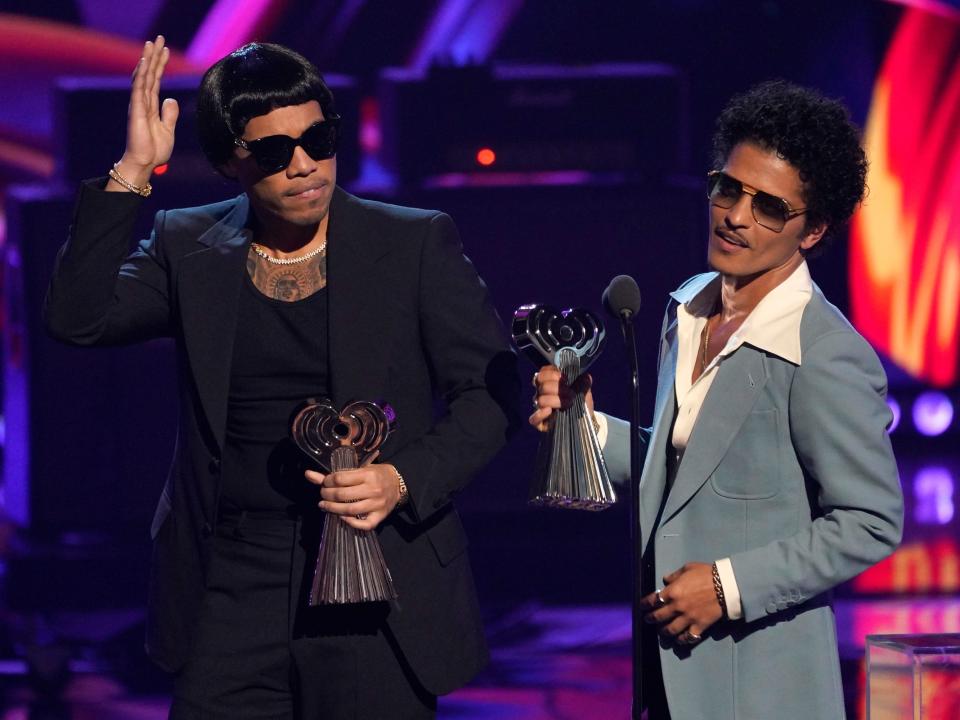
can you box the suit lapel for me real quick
[326,188,396,408]
[178,195,251,452]
[639,314,678,555]
[659,347,768,525]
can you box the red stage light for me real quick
[153,163,169,176]
[476,148,496,166]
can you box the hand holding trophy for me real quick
[513,305,616,510]
[291,399,398,605]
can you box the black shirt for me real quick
[220,272,329,513]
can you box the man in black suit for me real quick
[44,37,518,719]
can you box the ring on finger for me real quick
[655,589,666,607]
[355,513,368,520]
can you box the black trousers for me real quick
[641,625,671,720]
[170,509,436,719]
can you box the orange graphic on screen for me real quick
[850,7,960,387]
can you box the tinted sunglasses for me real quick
[234,115,341,174]
[707,170,806,232]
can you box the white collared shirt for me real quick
[674,260,812,450]
[594,263,813,619]
[672,260,813,619]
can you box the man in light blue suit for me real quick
[531,81,903,719]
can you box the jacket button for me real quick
[208,457,220,474]
[202,522,213,538]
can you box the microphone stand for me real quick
[619,311,644,720]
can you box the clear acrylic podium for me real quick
[866,634,960,719]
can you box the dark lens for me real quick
[753,192,789,231]
[248,136,295,174]
[709,172,741,208]
[300,121,339,161]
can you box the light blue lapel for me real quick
[659,346,769,525]
[639,270,717,553]
[639,317,678,554]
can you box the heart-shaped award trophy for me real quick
[513,305,616,510]
[291,399,398,605]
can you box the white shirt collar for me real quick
[677,261,813,366]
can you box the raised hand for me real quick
[108,35,180,192]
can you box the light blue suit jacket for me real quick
[603,272,903,720]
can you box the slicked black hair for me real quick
[196,42,336,169]
[712,80,867,249]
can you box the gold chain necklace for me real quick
[700,317,713,375]
[250,241,326,265]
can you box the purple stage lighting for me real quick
[887,397,901,433]
[913,466,955,525]
[912,391,954,436]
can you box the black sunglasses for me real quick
[707,170,806,232]
[234,115,341,174]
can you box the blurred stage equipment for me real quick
[379,63,687,184]
[291,398,398,605]
[513,304,616,510]
[603,274,644,719]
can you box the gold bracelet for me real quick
[108,163,153,197]
[395,467,409,507]
[712,562,728,618]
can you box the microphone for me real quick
[602,274,642,321]
[602,273,644,719]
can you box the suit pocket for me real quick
[710,409,780,499]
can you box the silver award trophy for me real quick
[291,398,398,605]
[513,304,617,510]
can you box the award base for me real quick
[530,348,616,511]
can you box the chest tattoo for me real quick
[246,249,327,302]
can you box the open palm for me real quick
[117,35,179,183]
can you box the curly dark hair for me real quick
[712,80,867,249]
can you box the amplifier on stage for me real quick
[379,63,688,185]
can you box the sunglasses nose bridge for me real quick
[285,142,316,174]
[715,184,755,229]
[728,184,753,211]
[737,186,767,227]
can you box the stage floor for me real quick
[2,599,958,719]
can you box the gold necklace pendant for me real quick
[700,318,712,375]
[251,241,327,265]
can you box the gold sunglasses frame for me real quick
[707,170,807,232]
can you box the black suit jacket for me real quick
[44,181,519,695]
